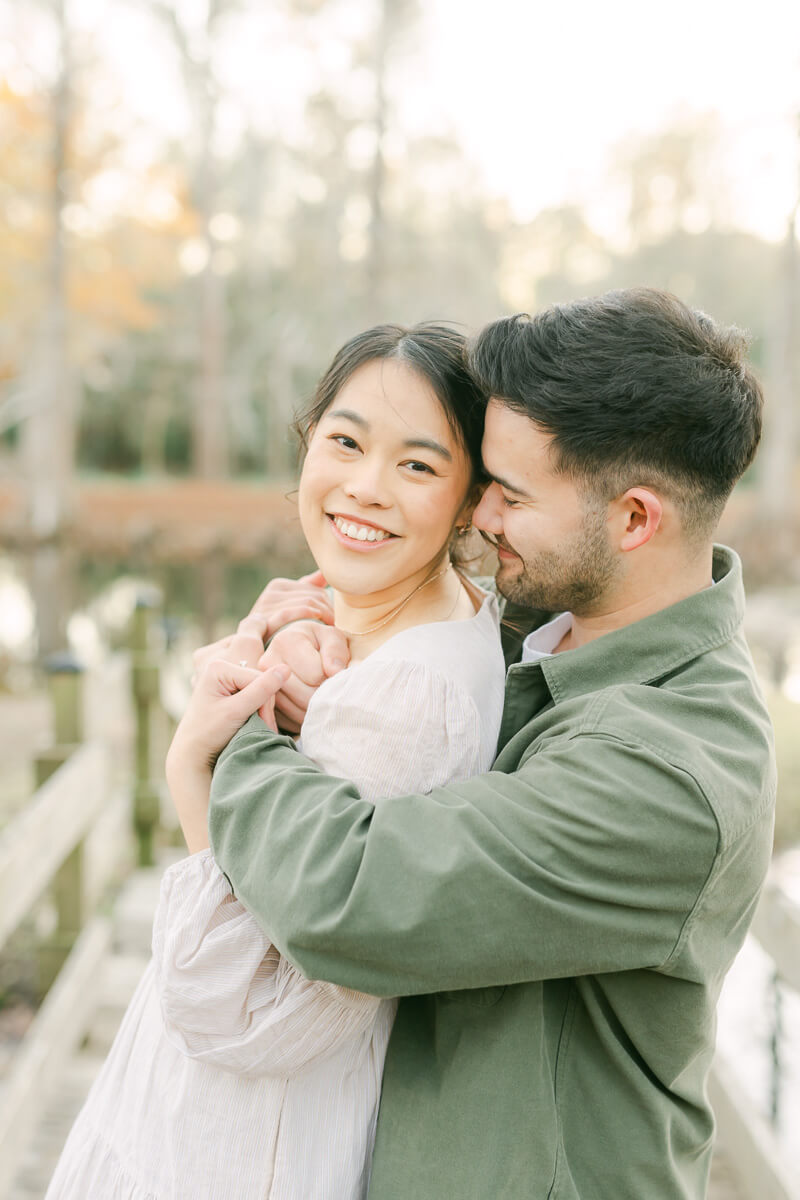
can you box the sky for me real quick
[420,0,800,238]
[2,0,800,241]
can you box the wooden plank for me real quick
[751,884,800,994]
[0,915,113,1198]
[708,1055,800,1200]
[0,742,108,950]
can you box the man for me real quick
[205,289,775,1198]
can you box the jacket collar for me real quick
[511,545,745,705]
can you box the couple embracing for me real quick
[48,287,775,1200]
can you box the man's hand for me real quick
[258,621,350,732]
[248,569,334,632]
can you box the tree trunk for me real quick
[366,0,390,315]
[20,0,76,658]
[761,206,798,522]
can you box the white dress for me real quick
[45,592,506,1200]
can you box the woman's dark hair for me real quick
[469,288,764,539]
[295,322,487,485]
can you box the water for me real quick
[716,853,800,1175]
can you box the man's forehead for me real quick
[482,400,556,478]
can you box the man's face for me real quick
[472,399,621,615]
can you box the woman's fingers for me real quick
[270,691,306,733]
[192,635,233,674]
[317,626,350,676]
[226,626,267,668]
[241,666,288,733]
[259,625,327,687]
[198,660,289,730]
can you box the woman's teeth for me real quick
[332,516,392,542]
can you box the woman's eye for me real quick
[331,435,359,451]
[501,494,519,508]
[403,460,435,475]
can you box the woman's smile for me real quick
[327,512,399,550]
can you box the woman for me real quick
[46,323,506,1199]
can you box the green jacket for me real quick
[208,546,775,1199]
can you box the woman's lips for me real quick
[327,514,397,552]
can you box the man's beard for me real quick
[494,506,620,616]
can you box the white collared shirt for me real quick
[521,611,574,663]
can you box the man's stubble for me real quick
[495,502,622,617]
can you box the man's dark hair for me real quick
[469,288,764,539]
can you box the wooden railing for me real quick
[709,881,800,1200]
[1,596,798,1198]
[0,595,168,1197]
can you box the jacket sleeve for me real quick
[208,716,723,998]
[151,849,385,1078]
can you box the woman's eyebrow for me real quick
[325,408,368,427]
[403,437,452,461]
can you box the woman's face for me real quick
[298,358,474,601]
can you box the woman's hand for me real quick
[166,659,289,854]
[190,570,339,730]
[258,622,350,732]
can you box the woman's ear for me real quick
[456,481,486,534]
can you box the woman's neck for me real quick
[332,561,470,661]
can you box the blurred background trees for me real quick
[0,0,798,656]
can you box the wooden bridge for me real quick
[0,605,798,1200]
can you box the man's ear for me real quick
[613,487,663,552]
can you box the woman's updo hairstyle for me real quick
[294,322,488,486]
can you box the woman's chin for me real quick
[318,569,378,598]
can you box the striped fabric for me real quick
[45,593,505,1200]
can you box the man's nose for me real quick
[472,482,504,534]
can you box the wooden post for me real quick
[36,651,84,997]
[130,592,162,867]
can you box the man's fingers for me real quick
[241,600,334,645]
[297,569,327,588]
[247,571,328,617]
[264,600,336,634]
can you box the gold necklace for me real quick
[337,564,452,637]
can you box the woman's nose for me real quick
[343,459,391,507]
[472,482,504,534]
